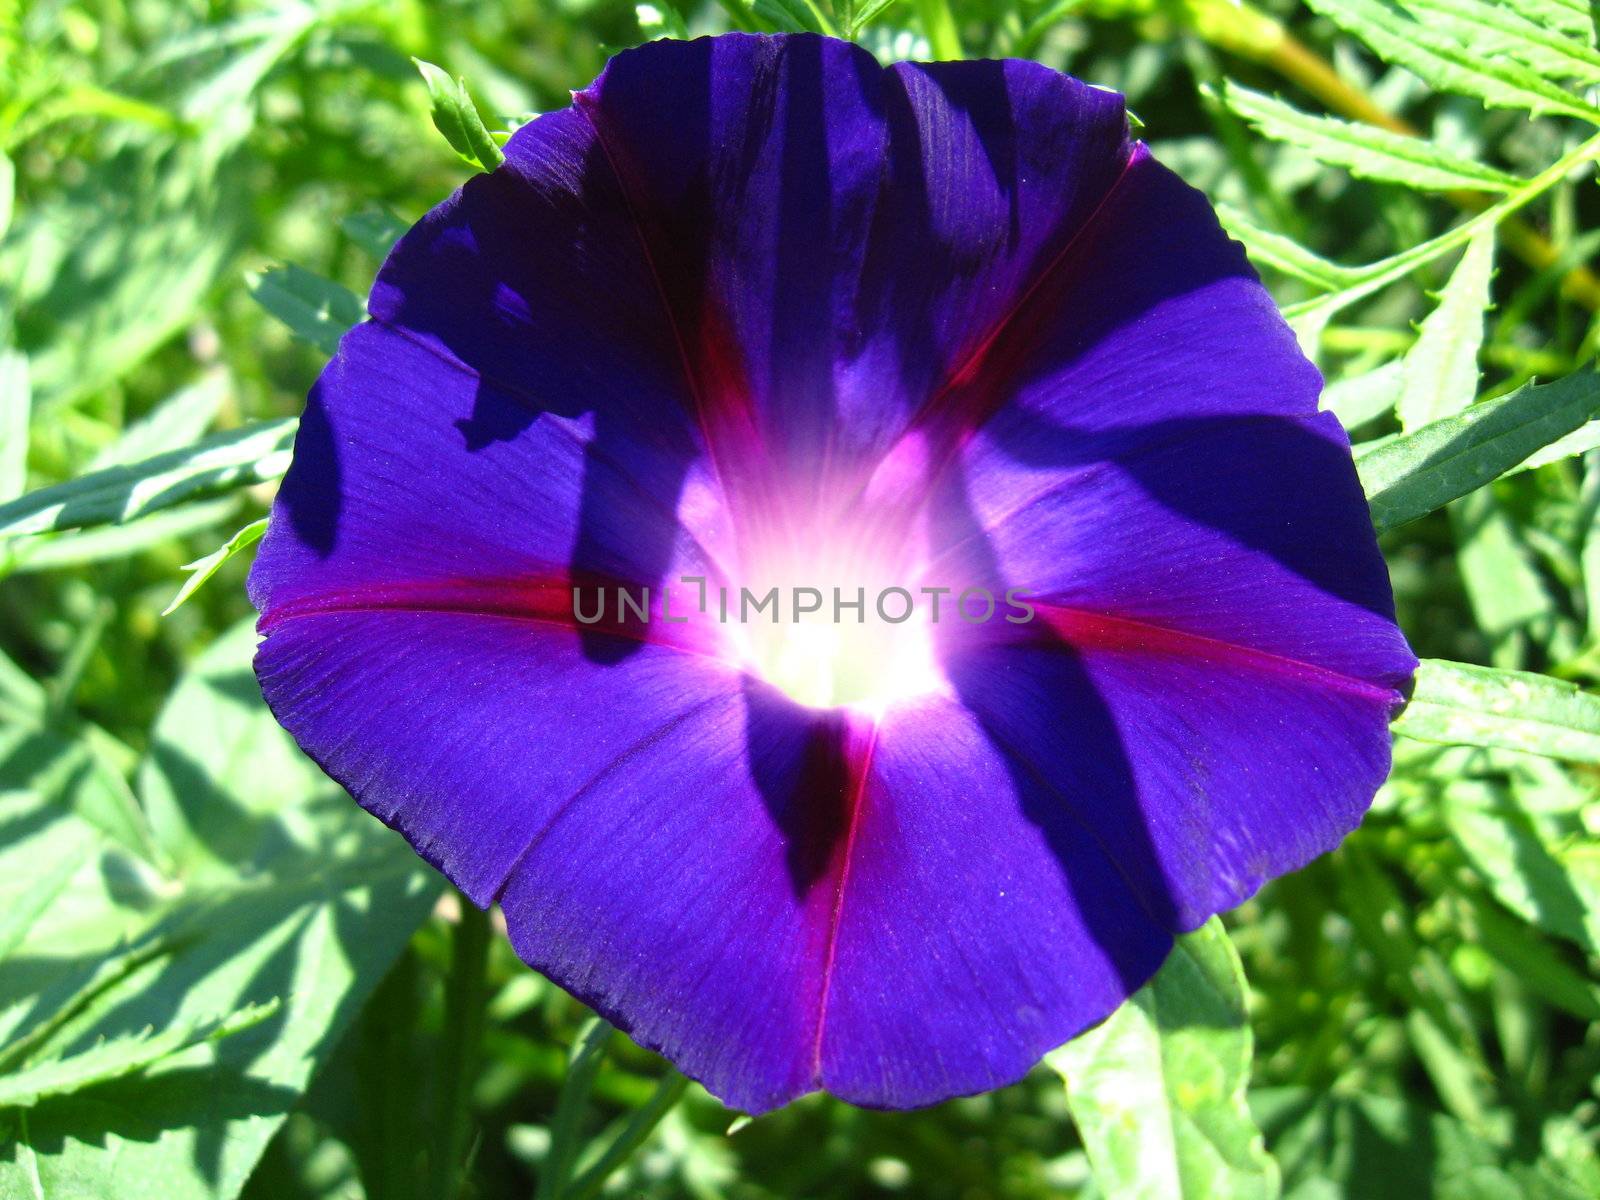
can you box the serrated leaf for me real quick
[0,624,439,1200]
[247,265,364,357]
[0,1001,280,1110]
[1322,359,1403,429]
[0,418,294,539]
[1402,0,1600,84]
[413,59,506,173]
[1304,0,1600,121]
[1224,82,1522,193]
[1393,659,1600,760]
[1397,229,1495,431]
[1357,370,1600,532]
[1047,920,1278,1200]
[1217,204,1364,291]
[162,517,268,616]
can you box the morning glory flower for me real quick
[249,32,1416,1114]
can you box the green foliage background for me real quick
[3,0,1600,1196]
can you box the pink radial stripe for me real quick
[257,571,741,665]
[996,602,1407,707]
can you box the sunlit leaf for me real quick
[0,418,294,539]
[1224,83,1522,192]
[413,59,506,173]
[1357,371,1600,532]
[247,265,363,357]
[1304,0,1600,120]
[1048,920,1278,1200]
[1397,229,1495,431]
[1394,659,1600,761]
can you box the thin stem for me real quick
[536,1017,614,1200]
[917,0,964,59]
[431,897,492,1200]
[561,1071,691,1200]
[1177,0,1600,311]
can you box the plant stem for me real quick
[561,1072,691,1200]
[431,897,492,1200]
[1179,0,1600,311]
[917,0,964,59]
[536,1017,614,1200]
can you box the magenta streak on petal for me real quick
[1017,602,1407,708]
[858,144,1146,517]
[809,713,880,1079]
[257,572,739,665]
[571,90,776,547]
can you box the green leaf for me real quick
[1401,0,1600,85]
[1357,370,1600,532]
[1322,359,1403,430]
[1441,781,1600,953]
[1394,659,1600,761]
[0,1001,280,1110]
[247,265,364,357]
[1047,920,1279,1200]
[412,59,506,173]
[341,208,408,261]
[161,516,268,616]
[0,498,242,576]
[0,624,439,1199]
[1397,229,1495,431]
[0,349,28,504]
[88,372,230,471]
[1254,1088,1589,1199]
[1223,83,1522,193]
[4,140,248,414]
[1303,0,1600,121]
[0,418,294,539]
[1217,204,1364,291]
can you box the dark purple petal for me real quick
[816,694,1169,1107]
[251,31,1415,1116]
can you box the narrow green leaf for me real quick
[1402,0,1600,84]
[561,1072,691,1200]
[413,59,506,173]
[0,1001,281,1110]
[1284,132,1600,333]
[1304,0,1600,121]
[1217,204,1363,291]
[1322,359,1403,429]
[1047,920,1278,1200]
[0,350,29,504]
[537,1019,616,1200]
[88,372,229,471]
[1224,83,1522,192]
[247,265,363,357]
[0,418,294,539]
[1394,659,1600,760]
[1397,229,1495,431]
[1510,420,1600,472]
[161,517,268,616]
[0,498,241,576]
[341,208,408,261]
[1442,783,1600,953]
[1357,371,1600,532]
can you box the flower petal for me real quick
[248,322,734,624]
[814,693,1170,1107]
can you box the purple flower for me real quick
[249,32,1416,1113]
